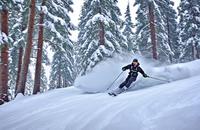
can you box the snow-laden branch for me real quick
[0,32,8,45]
[85,13,115,27]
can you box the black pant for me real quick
[119,75,137,89]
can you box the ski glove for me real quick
[143,73,148,78]
[122,67,126,71]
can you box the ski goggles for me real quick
[132,61,138,64]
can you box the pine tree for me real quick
[155,0,179,62]
[9,46,23,98]
[178,0,200,62]
[164,1,180,63]
[33,0,46,94]
[134,0,176,62]
[77,0,126,75]
[40,45,49,92]
[122,2,136,52]
[8,0,29,98]
[49,50,75,89]
[16,0,36,95]
[0,0,10,103]
[46,0,76,88]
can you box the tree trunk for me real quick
[166,16,173,63]
[33,0,46,94]
[98,5,105,45]
[15,47,23,94]
[192,41,199,60]
[195,42,200,59]
[0,7,9,103]
[57,66,61,88]
[16,0,36,95]
[148,2,158,60]
[191,34,200,60]
[99,21,105,45]
[192,43,195,60]
[57,57,61,88]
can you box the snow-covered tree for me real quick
[122,2,136,52]
[0,0,10,103]
[77,0,126,75]
[49,49,75,89]
[33,0,46,94]
[46,0,76,88]
[134,0,177,62]
[163,1,180,63]
[8,0,29,98]
[16,0,36,95]
[178,0,200,62]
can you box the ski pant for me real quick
[119,75,137,89]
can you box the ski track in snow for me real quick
[1,60,200,130]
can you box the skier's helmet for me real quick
[132,59,138,63]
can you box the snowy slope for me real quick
[1,60,200,130]
[0,75,200,130]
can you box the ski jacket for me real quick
[122,63,146,77]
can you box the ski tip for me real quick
[108,93,117,97]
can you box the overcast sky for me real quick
[69,0,181,41]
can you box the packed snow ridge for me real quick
[1,55,200,130]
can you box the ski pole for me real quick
[148,76,170,83]
[107,71,124,90]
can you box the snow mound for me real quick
[74,54,155,92]
[75,54,200,92]
[136,59,200,90]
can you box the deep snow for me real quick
[75,55,200,92]
[1,58,200,130]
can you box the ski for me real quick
[108,92,117,96]
[108,88,126,97]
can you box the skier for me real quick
[109,59,148,96]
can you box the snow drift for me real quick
[75,54,200,92]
